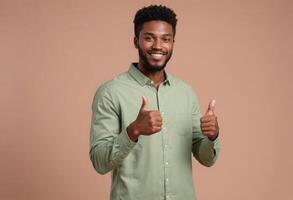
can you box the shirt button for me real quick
[165,161,169,165]
[166,178,169,182]
[164,144,168,148]
[163,127,166,130]
[161,111,165,115]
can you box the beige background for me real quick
[1,0,292,199]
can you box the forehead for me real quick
[140,20,173,36]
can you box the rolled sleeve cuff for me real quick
[115,129,137,155]
[197,136,221,166]
[203,136,220,155]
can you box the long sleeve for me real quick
[89,85,136,174]
[189,88,221,167]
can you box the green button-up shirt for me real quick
[89,63,220,200]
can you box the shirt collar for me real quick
[128,63,171,86]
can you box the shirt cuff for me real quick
[115,129,137,155]
[202,136,220,155]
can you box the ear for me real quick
[133,37,138,49]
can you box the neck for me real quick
[136,62,165,86]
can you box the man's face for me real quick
[135,20,174,72]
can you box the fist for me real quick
[200,99,219,141]
[127,96,162,141]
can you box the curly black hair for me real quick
[133,5,177,38]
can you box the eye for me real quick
[144,36,153,42]
[162,37,171,43]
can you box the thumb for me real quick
[140,96,148,112]
[206,99,216,115]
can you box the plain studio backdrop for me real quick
[0,0,292,200]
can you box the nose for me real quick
[152,39,162,50]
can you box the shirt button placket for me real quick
[158,88,171,200]
[163,124,170,198]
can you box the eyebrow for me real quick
[143,32,173,37]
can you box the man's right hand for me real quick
[127,96,162,141]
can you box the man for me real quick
[89,5,220,200]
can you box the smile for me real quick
[148,52,166,59]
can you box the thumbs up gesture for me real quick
[200,99,219,141]
[127,96,163,141]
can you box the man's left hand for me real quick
[200,99,219,141]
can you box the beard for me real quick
[138,46,173,72]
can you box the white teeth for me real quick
[150,53,163,59]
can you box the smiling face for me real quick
[134,20,175,72]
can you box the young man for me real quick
[90,5,220,200]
